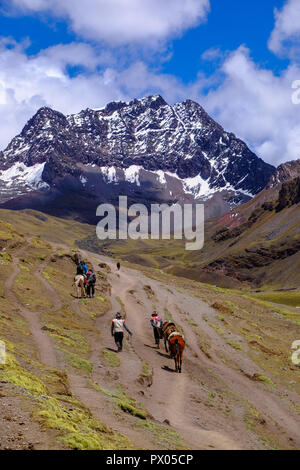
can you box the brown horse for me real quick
[162,321,177,353]
[168,332,185,373]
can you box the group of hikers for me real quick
[74,259,121,298]
[111,310,185,373]
[110,311,163,353]
[74,260,97,298]
[74,258,184,372]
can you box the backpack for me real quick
[76,264,83,275]
[88,273,96,284]
[82,264,88,274]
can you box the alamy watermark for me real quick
[291,340,300,366]
[0,340,6,365]
[291,80,300,104]
[96,196,204,251]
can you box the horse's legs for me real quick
[165,338,168,353]
[80,281,85,298]
[174,356,177,372]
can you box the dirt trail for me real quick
[35,255,63,312]
[83,252,247,449]
[4,240,299,450]
[4,246,58,369]
[82,250,300,450]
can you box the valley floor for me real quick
[0,226,299,450]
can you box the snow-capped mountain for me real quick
[0,95,275,221]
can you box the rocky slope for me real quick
[268,159,300,188]
[0,95,275,221]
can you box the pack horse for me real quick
[162,321,185,373]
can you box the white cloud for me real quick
[202,46,300,166]
[6,0,210,45]
[1,38,300,168]
[0,38,189,149]
[269,0,300,58]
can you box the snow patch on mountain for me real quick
[100,166,118,183]
[124,165,142,186]
[154,170,167,185]
[0,162,49,189]
[182,174,212,199]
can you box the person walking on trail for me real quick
[150,311,163,349]
[111,312,132,352]
[86,269,96,298]
[117,262,121,271]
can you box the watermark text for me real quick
[96,196,204,251]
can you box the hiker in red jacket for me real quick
[150,311,163,349]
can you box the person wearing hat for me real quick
[111,312,132,352]
[150,311,163,349]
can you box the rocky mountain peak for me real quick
[0,95,276,221]
[268,159,300,188]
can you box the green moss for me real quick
[242,294,300,325]
[102,349,120,367]
[31,237,51,249]
[116,399,147,419]
[44,324,89,354]
[0,230,12,240]
[36,394,132,450]
[91,382,147,420]
[225,300,236,310]
[254,374,275,387]
[227,340,243,351]
[0,353,48,395]
[250,408,260,418]
[140,362,151,379]
[186,319,198,327]
[138,421,185,449]
[253,291,300,308]
[0,251,12,264]
[42,271,51,281]
[209,323,225,335]
[58,347,93,373]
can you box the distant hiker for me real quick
[117,262,121,271]
[150,311,163,349]
[111,312,132,352]
[74,274,86,299]
[86,269,96,298]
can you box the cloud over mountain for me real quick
[6,0,210,45]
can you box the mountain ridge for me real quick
[0,95,275,221]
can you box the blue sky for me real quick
[0,0,299,166]
[168,0,288,80]
[0,0,289,77]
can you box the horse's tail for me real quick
[175,339,179,355]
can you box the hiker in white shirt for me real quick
[111,312,132,352]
